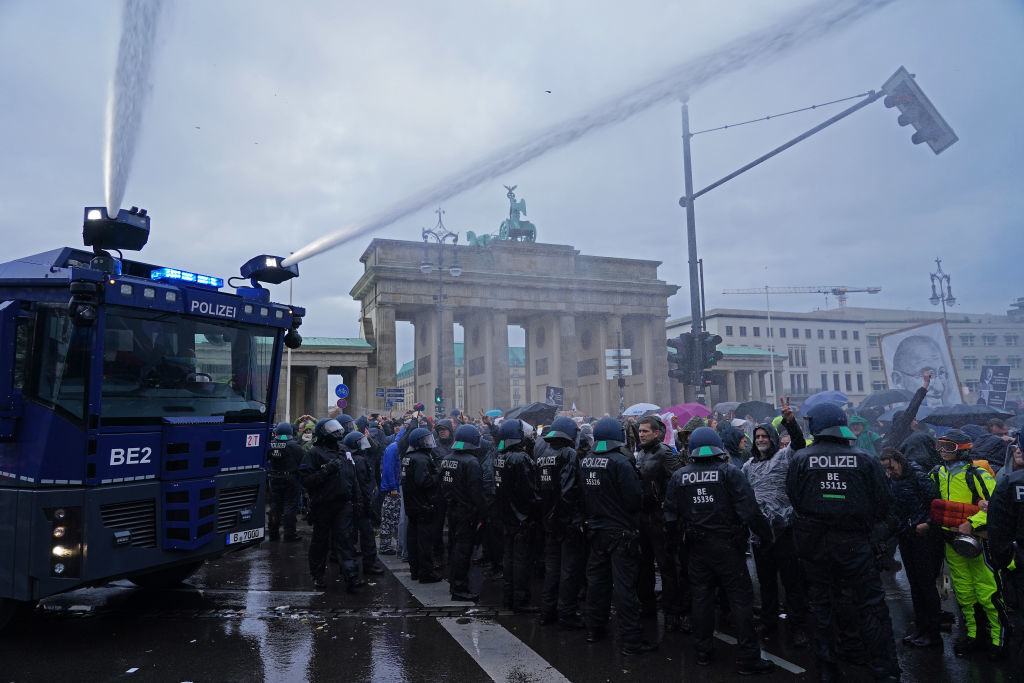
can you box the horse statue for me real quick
[465,230,494,247]
[497,185,536,242]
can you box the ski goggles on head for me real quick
[936,440,971,453]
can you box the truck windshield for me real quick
[101,306,278,425]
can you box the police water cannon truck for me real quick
[0,207,304,631]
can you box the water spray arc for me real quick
[104,0,163,219]
[280,0,895,268]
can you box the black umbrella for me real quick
[735,400,777,423]
[920,404,1013,429]
[505,401,558,427]
[857,388,915,410]
[1006,414,1024,429]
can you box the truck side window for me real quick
[12,313,31,391]
[30,306,90,421]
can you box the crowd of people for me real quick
[262,370,1024,681]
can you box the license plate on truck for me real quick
[226,527,264,545]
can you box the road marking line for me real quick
[438,617,572,683]
[378,552,466,607]
[713,631,806,674]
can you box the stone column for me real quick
[315,366,329,416]
[373,305,397,394]
[440,306,456,416]
[558,315,579,411]
[489,311,510,411]
[646,316,670,409]
[600,315,622,416]
[353,366,367,417]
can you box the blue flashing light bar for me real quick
[151,267,224,288]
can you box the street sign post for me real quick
[336,398,347,409]
[334,384,349,399]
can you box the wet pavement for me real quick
[1,527,1020,682]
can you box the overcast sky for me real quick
[2,0,1021,371]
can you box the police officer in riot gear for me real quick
[495,419,540,612]
[297,419,364,591]
[664,427,774,674]
[634,415,687,631]
[442,424,486,601]
[342,431,386,576]
[536,417,586,628]
[267,422,304,542]
[786,403,899,682]
[987,432,1024,673]
[581,417,657,655]
[402,427,442,583]
[335,413,357,435]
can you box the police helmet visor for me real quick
[358,436,370,450]
[322,419,343,436]
[418,433,437,450]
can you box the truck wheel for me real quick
[128,560,205,589]
[0,598,34,634]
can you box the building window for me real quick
[753,327,761,337]
[1009,357,1022,369]
[854,349,862,364]
[853,331,860,341]
[870,358,882,371]
[725,325,734,336]
[792,328,799,339]
[984,357,1000,366]
[841,330,848,340]
[872,380,887,391]
[828,330,835,340]
[821,373,828,391]
[844,373,852,392]
[1011,379,1024,392]
[779,328,786,338]
[867,334,878,347]
[1006,335,1019,346]
[819,349,827,364]
[818,329,824,340]
[962,357,977,370]
[832,373,841,391]
[739,326,747,337]
[831,349,839,364]
[805,329,812,339]
[983,334,996,346]
[788,346,807,367]
[857,373,864,392]
[843,349,850,364]
[961,335,975,346]
[767,328,774,337]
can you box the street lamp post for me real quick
[929,257,955,330]
[421,208,461,418]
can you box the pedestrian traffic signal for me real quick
[881,66,958,155]
[699,331,723,369]
[667,332,693,383]
[434,387,443,404]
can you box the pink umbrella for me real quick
[662,403,712,432]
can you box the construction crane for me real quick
[722,286,882,308]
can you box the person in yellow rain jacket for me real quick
[930,429,1005,660]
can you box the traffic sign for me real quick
[336,398,347,409]
[335,384,349,399]
[375,387,386,398]
[386,388,404,397]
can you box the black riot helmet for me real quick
[805,403,855,440]
[406,427,436,453]
[314,418,345,449]
[342,431,371,453]
[274,422,294,441]
[498,419,525,452]
[544,417,579,444]
[452,424,482,452]
[687,426,728,459]
[592,417,626,454]
[335,413,356,434]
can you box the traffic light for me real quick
[666,332,693,383]
[434,387,443,405]
[881,66,958,155]
[698,331,723,369]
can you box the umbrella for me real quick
[801,390,849,412]
[663,402,712,426]
[484,409,503,418]
[1006,414,1024,429]
[713,401,741,414]
[734,400,778,423]
[504,401,557,427]
[623,402,661,416]
[876,404,934,424]
[920,404,1013,429]
[857,388,916,410]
